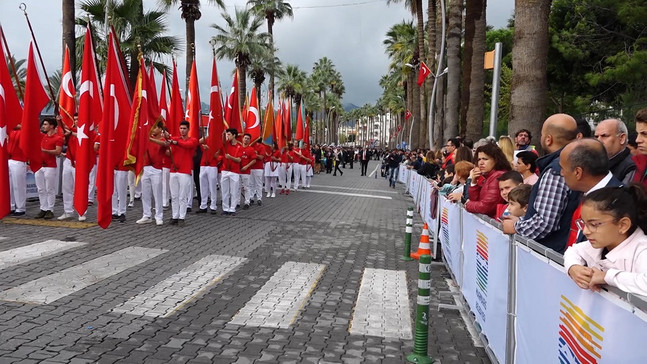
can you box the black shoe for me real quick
[243,204,250,210]
[230,212,236,216]
[196,208,208,214]
[221,211,230,216]
[186,207,192,213]
[178,219,185,227]
[211,210,218,215]
[236,204,240,208]
[118,214,126,223]
[11,211,25,216]
[257,200,262,206]
[35,210,46,219]
[112,214,119,220]
[250,200,254,204]
[44,211,54,220]
[333,174,336,176]
[170,218,178,225]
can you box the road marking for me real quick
[230,262,326,328]
[0,217,96,228]
[0,247,167,304]
[350,268,413,339]
[0,240,87,271]
[113,255,247,318]
[300,189,392,200]
[309,184,398,194]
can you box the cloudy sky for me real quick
[0,0,514,107]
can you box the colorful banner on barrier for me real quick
[398,165,408,183]
[515,246,647,363]
[439,197,462,283]
[461,211,509,363]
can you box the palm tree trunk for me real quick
[465,0,487,142]
[445,0,462,141]
[460,0,475,137]
[423,0,437,149]
[435,8,446,148]
[185,17,196,91]
[268,20,275,102]
[415,0,427,149]
[62,0,76,84]
[238,66,247,109]
[406,76,413,147]
[509,0,551,152]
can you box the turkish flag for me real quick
[275,101,284,149]
[74,26,103,216]
[124,55,151,180]
[185,60,201,140]
[417,61,431,86]
[261,95,274,146]
[147,64,159,118]
[405,110,412,120]
[159,69,169,124]
[20,42,51,172]
[283,101,291,142]
[207,57,224,152]
[168,60,183,136]
[224,70,242,133]
[295,101,304,141]
[0,28,23,219]
[245,87,260,141]
[58,45,75,131]
[97,31,131,229]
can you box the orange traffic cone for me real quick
[410,223,431,260]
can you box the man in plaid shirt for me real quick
[502,114,579,254]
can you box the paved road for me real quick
[0,161,490,363]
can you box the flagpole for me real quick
[19,3,57,106]
[0,25,23,99]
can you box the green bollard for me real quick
[401,207,414,261]
[407,254,434,363]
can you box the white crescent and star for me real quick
[79,80,93,98]
[0,85,6,147]
[248,106,260,129]
[76,123,88,146]
[61,71,74,98]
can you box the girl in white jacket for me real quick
[564,184,647,296]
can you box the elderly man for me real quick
[559,138,623,246]
[594,119,636,184]
[502,114,579,254]
[633,108,647,189]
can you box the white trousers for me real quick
[199,166,218,210]
[35,167,57,211]
[293,164,306,189]
[112,170,128,215]
[127,170,141,202]
[251,168,263,200]
[278,163,293,189]
[141,166,163,221]
[162,167,170,207]
[170,172,191,219]
[264,176,277,193]
[88,161,97,203]
[241,174,252,205]
[61,158,75,214]
[8,159,27,212]
[220,171,240,213]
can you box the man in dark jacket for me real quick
[387,149,403,188]
[594,119,635,184]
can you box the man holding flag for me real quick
[167,120,198,226]
[221,128,242,215]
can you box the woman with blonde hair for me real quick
[498,135,515,166]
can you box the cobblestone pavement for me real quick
[0,162,491,363]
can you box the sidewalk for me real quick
[0,161,490,363]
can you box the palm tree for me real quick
[248,47,283,107]
[277,64,307,103]
[62,0,76,82]
[445,0,462,140]
[77,0,180,90]
[212,8,270,107]
[464,0,487,142]
[159,0,225,86]
[247,0,293,99]
[509,0,552,150]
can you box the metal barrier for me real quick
[401,171,647,364]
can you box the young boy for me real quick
[495,171,523,220]
[507,184,532,218]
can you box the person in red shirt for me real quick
[35,118,63,219]
[197,136,220,214]
[278,144,292,194]
[167,121,198,225]
[264,143,280,198]
[239,133,257,209]
[137,124,167,226]
[58,115,86,221]
[221,128,242,215]
[300,146,314,188]
[251,139,266,205]
[288,143,301,191]
[8,125,27,216]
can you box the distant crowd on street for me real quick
[385,111,647,297]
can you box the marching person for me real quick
[167,121,198,226]
[136,123,167,226]
[265,142,281,197]
[8,124,27,216]
[35,118,63,219]
[251,138,266,205]
[221,128,242,215]
[58,115,86,221]
[296,145,313,189]
[197,135,220,214]
[239,133,257,210]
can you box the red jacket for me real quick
[465,169,507,218]
[633,154,647,190]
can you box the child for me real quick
[439,161,473,196]
[506,184,531,218]
[564,184,647,296]
[495,171,523,220]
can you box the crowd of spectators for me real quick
[387,109,647,296]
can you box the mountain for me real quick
[343,102,359,112]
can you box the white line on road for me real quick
[113,255,247,318]
[300,189,392,200]
[230,262,326,328]
[350,268,413,339]
[0,240,87,271]
[308,184,398,194]
[0,247,168,304]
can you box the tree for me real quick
[445,0,463,141]
[62,0,76,83]
[159,0,225,87]
[248,47,283,107]
[509,0,551,149]
[247,0,293,99]
[464,0,487,142]
[212,8,270,107]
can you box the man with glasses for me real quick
[442,138,460,169]
[594,119,636,184]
